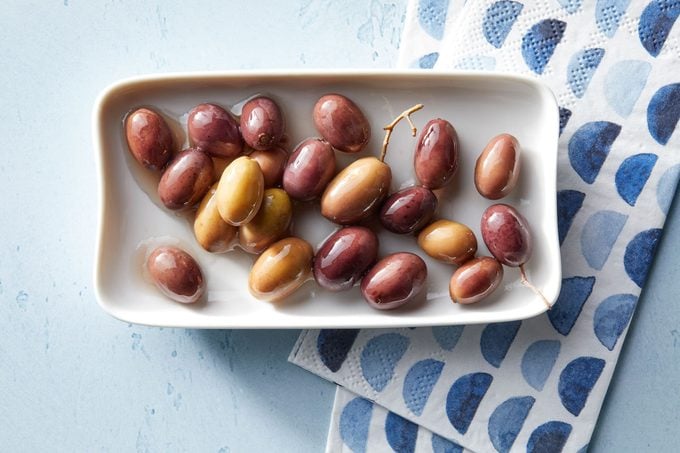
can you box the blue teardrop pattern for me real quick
[557,0,581,13]
[339,397,373,453]
[317,329,360,372]
[521,340,562,391]
[402,359,445,416]
[647,83,680,145]
[432,325,464,351]
[624,228,662,287]
[483,0,524,48]
[360,333,410,392]
[527,421,573,453]
[615,153,658,206]
[548,276,596,336]
[488,396,536,453]
[446,373,494,435]
[418,0,450,40]
[594,293,637,350]
[604,59,652,117]
[567,48,605,98]
[480,321,522,368]
[385,411,419,453]
[568,121,622,184]
[418,52,440,69]
[559,107,573,135]
[657,164,680,215]
[558,356,606,416]
[580,210,628,270]
[596,0,632,37]
[431,433,464,453]
[557,190,586,245]
[638,0,680,57]
[521,19,567,74]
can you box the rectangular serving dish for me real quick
[93,70,561,329]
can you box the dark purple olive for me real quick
[481,204,532,267]
[125,107,174,171]
[414,118,459,189]
[360,252,427,310]
[379,186,437,234]
[283,138,336,201]
[187,103,243,158]
[313,227,379,291]
[147,246,205,304]
[313,94,370,153]
[158,148,214,210]
[240,96,285,150]
[449,256,503,304]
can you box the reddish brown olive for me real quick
[240,96,285,150]
[360,252,427,310]
[125,107,175,171]
[146,246,205,304]
[313,94,370,153]
[283,138,336,201]
[158,148,215,210]
[414,118,459,189]
[481,204,533,267]
[250,146,288,188]
[187,103,243,158]
[449,256,504,304]
[475,133,520,199]
[379,186,437,234]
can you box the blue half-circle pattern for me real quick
[340,397,373,453]
[596,0,632,37]
[594,293,637,350]
[483,1,524,48]
[317,329,359,372]
[568,121,622,184]
[527,421,573,453]
[488,396,536,453]
[446,373,493,434]
[548,276,596,335]
[638,0,680,57]
[657,164,680,214]
[521,340,561,391]
[385,411,418,453]
[557,189,585,245]
[558,356,606,416]
[360,333,409,392]
[481,321,522,368]
[418,52,440,69]
[559,107,573,135]
[419,0,450,40]
[604,59,651,117]
[432,325,464,351]
[581,210,628,270]
[567,48,605,98]
[402,359,445,416]
[647,83,680,145]
[557,0,581,13]
[521,19,567,74]
[455,55,496,70]
[624,228,662,287]
[616,153,658,206]
[431,433,464,453]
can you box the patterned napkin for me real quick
[290,1,680,451]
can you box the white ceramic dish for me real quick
[93,70,561,329]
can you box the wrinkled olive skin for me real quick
[360,252,427,310]
[239,188,292,254]
[379,186,437,234]
[250,146,288,188]
[313,227,379,291]
[313,94,370,153]
[414,118,459,189]
[158,148,214,210]
[146,246,205,304]
[125,107,174,170]
[240,96,285,150]
[194,183,238,253]
[449,256,503,304]
[481,204,532,267]
[248,237,313,302]
[187,103,243,158]
[417,219,477,265]
[283,138,336,201]
[216,156,264,226]
[321,157,391,225]
[475,134,520,200]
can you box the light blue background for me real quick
[0,1,677,451]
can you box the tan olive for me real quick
[248,237,313,302]
[239,188,292,254]
[475,134,520,200]
[449,256,503,304]
[194,183,238,253]
[321,157,391,225]
[216,156,264,226]
[417,219,477,265]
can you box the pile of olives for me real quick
[126,92,548,310]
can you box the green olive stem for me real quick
[380,103,424,162]
[519,264,551,309]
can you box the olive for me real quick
[240,96,285,150]
[125,107,174,171]
[449,256,504,304]
[194,183,238,253]
[379,186,437,234]
[239,188,293,254]
[158,148,214,210]
[313,226,379,291]
[248,237,313,302]
[250,146,288,188]
[417,219,477,265]
[321,157,391,224]
[216,156,264,226]
[146,246,204,304]
[187,103,243,158]
[313,94,370,153]
[475,133,520,199]
[360,252,427,310]
[481,204,532,267]
[283,138,336,201]
[414,118,459,189]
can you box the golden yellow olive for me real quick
[194,183,238,253]
[248,237,313,302]
[239,188,292,254]
[216,156,264,226]
[417,219,477,265]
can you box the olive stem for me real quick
[380,103,424,162]
[519,265,551,309]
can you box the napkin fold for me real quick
[290,0,680,451]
